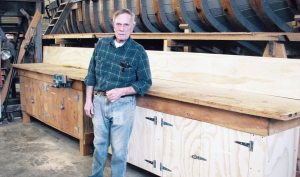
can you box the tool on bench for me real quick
[51,74,73,88]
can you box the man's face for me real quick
[113,13,134,43]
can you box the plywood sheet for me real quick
[15,47,300,121]
[43,46,93,69]
[148,51,300,99]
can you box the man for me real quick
[84,9,152,177]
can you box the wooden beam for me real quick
[42,32,300,41]
[137,95,270,136]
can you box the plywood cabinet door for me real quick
[161,114,202,177]
[60,88,82,138]
[198,122,251,177]
[128,107,162,176]
[43,86,63,129]
[20,77,44,121]
[249,127,299,177]
[43,85,81,138]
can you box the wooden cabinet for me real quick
[18,70,93,155]
[128,107,299,177]
[128,107,162,176]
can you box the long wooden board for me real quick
[13,62,300,121]
[42,46,300,99]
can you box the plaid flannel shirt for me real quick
[84,36,152,96]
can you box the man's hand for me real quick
[106,88,125,102]
[84,101,94,118]
[106,87,136,102]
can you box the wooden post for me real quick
[163,39,171,51]
[179,24,191,52]
[80,133,93,156]
[263,41,287,58]
[22,111,31,124]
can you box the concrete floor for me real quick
[0,118,157,177]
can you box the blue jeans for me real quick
[89,94,136,177]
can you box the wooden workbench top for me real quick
[14,63,300,121]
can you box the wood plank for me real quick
[137,96,270,136]
[15,47,300,131]
[42,32,300,41]
[16,68,84,91]
[42,46,300,99]
[43,46,93,68]
[149,79,300,121]
[148,50,300,99]
[14,63,87,82]
[14,63,300,121]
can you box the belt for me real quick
[95,90,107,96]
[95,90,135,98]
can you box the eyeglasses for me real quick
[115,23,131,29]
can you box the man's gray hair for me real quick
[113,9,136,25]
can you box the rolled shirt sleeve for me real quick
[84,48,97,86]
[131,51,152,96]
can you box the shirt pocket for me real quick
[120,58,135,74]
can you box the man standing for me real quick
[84,9,152,177]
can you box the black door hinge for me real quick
[160,163,172,172]
[235,140,254,152]
[161,118,173,127]
[145,159,156,168]
[145,116,157,125]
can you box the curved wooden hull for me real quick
[48,0,299,33]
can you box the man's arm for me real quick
[106,86,136,102]
[84,85,94,118]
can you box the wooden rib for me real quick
[93,0,103,32]
[173,0,206,32]
[99,0,106,32]
[89,0,96,32]
[153,0,169,31]
[220,0,248,31]
[66,14,74,33]
[99,0,113,32]
[121,0,127,9]
[64,17,71,33]
[172,0,185,24]
[159,0,181,32]
[132,0,148,32]
[70,10,79,33]
[139,0,160,32]
[250,0,278,31]
[194,0,217,31]
[75,1,85,33]
[82,0,92,33]
[62,23,68,34]
[110,0,114,21]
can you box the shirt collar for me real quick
[109,36,132,49]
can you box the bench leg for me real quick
[22,111,31,124]
[80,133,94,156]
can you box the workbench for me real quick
[14,46,300,177]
